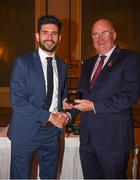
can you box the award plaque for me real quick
[67,90,82,105]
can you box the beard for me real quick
[39,40,59,52]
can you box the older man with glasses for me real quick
[64,18,140,179]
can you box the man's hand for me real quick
[0,126,9,137]
[63,98,74,110]
[73,99,94,112]
[50,112,70,128]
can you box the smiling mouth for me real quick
[45,41,54,47]
[98,42,105,45]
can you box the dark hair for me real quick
[37,15,62,34]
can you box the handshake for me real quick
[48,91,81,129]
[49,112,70,129]
[43,90,93,129]
[49,91,82,129]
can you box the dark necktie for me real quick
[44,57,53,110]
[89,55,106,90]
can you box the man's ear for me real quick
[113,31,117,41]
[35,33,39,42]
[59,34,62,43]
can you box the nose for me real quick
[47,32,53,40]
[98,34,104,40]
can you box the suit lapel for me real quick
[32,50,46,97]
[93,46,122,85]
[87,56,98,84]
[32,53,64,98]
[101,47,121,73]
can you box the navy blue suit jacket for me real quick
[75,46,140,152]
[8,50,68,144]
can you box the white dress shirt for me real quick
[38,47,59,112]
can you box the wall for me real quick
[47,0,71,60]
[82,0,140,59]
[0,0,46,107]
[0,0,35,87]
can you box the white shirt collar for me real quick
[100,45,116,58]
[38,47,55,61]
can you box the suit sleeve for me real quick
[94,52,140,115]
[10,57,51,124]
[62,63,68,102]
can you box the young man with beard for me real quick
[8,15,69,179]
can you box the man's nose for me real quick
[47,33,53,40]
[98,34,104,40]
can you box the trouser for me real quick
[80,144,129,179]
[10,127,60,179]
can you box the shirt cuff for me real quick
[92,102,96,114]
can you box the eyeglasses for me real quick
[91,31,114,39]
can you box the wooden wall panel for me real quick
[0,0,46,107]
[82,0,140,58]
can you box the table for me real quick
[60,135,83,179]
[0,137,11,179]
[0,136,83,179]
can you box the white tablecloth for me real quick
[0,136,83,179]
[60,136,83,179]
[0,137,11,179]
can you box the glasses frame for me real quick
[91,31,114,39]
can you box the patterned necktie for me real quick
[89,55,106,90]
[44,57,53,110]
